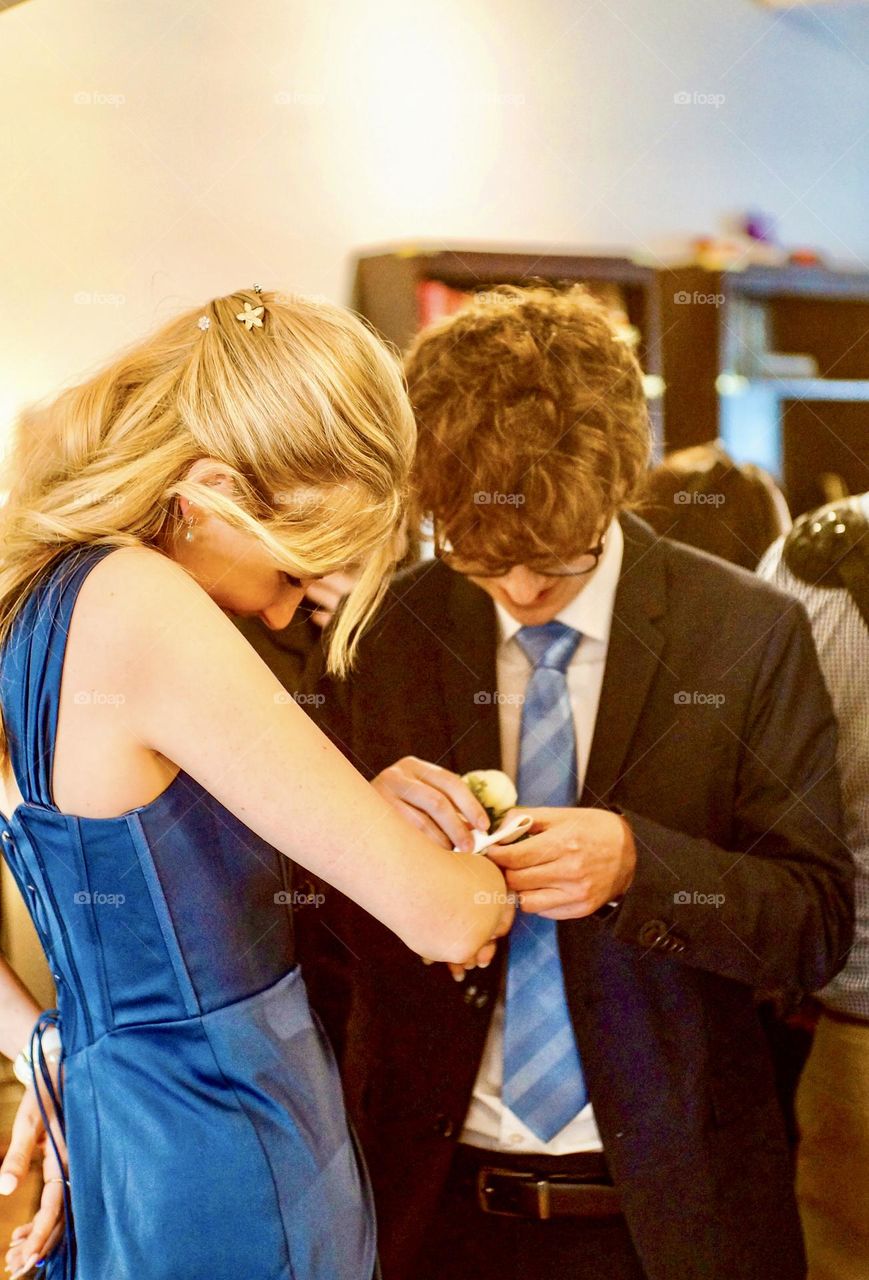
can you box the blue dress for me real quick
[0,544,377,1279]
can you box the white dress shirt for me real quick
[460,518,624,1155]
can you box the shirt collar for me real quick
[494,517,624,649]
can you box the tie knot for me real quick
[515,621,581,673]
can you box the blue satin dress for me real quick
[0,544,377,1279]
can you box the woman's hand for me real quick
[372,757,490,853]
[1,1074,68,1279]
[445,889,515,981]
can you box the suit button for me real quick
[433,1114,456,1138]
[474,992,489,1009]
[638,919,670,948]
[463,984,478,1003]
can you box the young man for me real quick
[298,286,853,1280]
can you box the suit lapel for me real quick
[436,568,502,776]
[580,514,668,807]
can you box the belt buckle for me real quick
[476,1167,552,1220]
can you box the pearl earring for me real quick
[184,513,196,543]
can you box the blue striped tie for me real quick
[502,620,588,1142]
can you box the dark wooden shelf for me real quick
[352,246,869,513]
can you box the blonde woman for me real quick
[0,289,514,1280]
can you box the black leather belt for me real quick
[453,1145,622,1221]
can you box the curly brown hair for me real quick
[403,283,652,567]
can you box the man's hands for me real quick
[0,1077,68,1279]
[371,761,637,978]
[488,807,637,919]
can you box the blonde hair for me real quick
[404,284,651,566]
[0,288,415,770]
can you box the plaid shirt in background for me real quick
[759,539,869,1020]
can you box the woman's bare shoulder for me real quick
[69,544,224,690]
[80,543,197,596]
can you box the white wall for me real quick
[1,0,868,442]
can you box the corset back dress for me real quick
[0,543,376,1279]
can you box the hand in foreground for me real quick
[1,1077,68,1279]
[372,757,490,853]
[486,807,637,919]
[444,888,516,982]
[372,758,517,978]
[305,571,359,629]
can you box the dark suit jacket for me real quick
[297,513,854,1280]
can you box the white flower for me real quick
[236,302,265,331]
[461,769,518,823]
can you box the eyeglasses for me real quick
[435,537,606,580]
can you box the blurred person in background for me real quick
[759,493,869,1280]
[640,440,791,570]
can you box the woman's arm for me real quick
[83,548,510,964]
[0,956,40,1062]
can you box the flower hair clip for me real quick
[197,315,211,331]
[236,284,265,332]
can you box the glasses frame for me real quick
[435,536,607,580]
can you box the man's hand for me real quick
[487,807,637,918]
[372,757,490,853]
